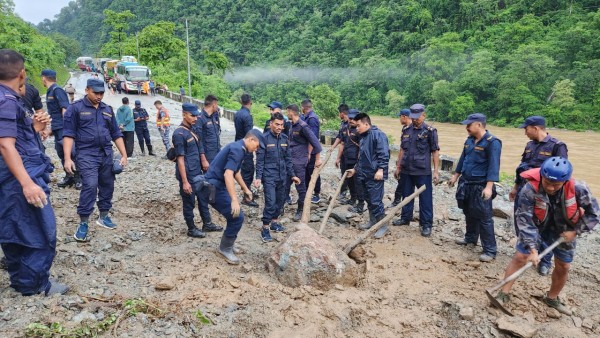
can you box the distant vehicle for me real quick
[115,61,151,93]
[104,59,119,79]
[121,55,137,63]
[76,57,94,72]
[95,58,111,74]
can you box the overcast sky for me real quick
[13,0,72,24]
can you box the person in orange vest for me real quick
[154,100,171,157]
[494,157,599,315]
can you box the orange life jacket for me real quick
[156,107,170,127]
[520,168,580,227]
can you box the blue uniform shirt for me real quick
[515,134,568,185]
[193,109,221,162]
[234,106,253,141]
[289,119,322,164]
[342,126,361,163]
[399,122,440,175]
[255,130,294,182]
[45,83,69,130]
[63,97,123,156]
[133,107,149,129]
[356,126,389,179]
[205,139,247,184]
[455,131,502,183]
[172,124,203,181]
[303,110,320,155]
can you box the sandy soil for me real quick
[1,73,599,337]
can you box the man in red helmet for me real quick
[494,157,599,315]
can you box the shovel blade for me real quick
[485,289,513,317]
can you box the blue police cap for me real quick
[86,78,105,92]
[41,69,56,77]
[134,100,141,106]
[348,108,360,119]
[248,128,266,148]
[409,104,425,119]
[267,101,283,110]
[182,103,200,116]
[519,115,546,128]
[396,108,410,117]
[461,113,487,125]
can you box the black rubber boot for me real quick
[148,145,156,156]
[218,236,240,265]
[359,213,376,230]
[373,214,389,239]
[57,175,74,188]
[349,201,365,214]
[293,204,303,222]
[202,222,224,232]
[74,172,82,190]
[186,219,206,238]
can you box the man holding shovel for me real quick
[494,157,599,315]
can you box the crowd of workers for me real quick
[0,48,599,317]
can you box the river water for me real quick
[371,116,600,193]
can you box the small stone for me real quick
[497,315,538,338]
[547,308,561,319]
[572,316,583,328]
[241,264,253,273]
[247,276,258,287]
[459,307,474,320]
[72,311,97,323]
[465,261,481,268]
[334,284,344,291]
[154,280,174,291]
[581,318,594,329]
[229,281,240,289]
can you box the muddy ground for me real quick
[1,73,599,337]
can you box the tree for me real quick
[102,9,135,58]
[306,84,342,120]
[137,21,184,64]
[385,89,406,116]
[203,50,231,76]
[550,79,576,110]
[48,33,81,64]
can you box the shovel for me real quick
[319,171,349,235]
[485,236,565,316]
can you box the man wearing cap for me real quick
[116,97,135,158]
[301,99,322,204]
[63,78,128,242]
[346,113,390,238]
[234,93,258,206]
[199,129,264,265]
[264,101,291,136]
[388,108,412,209]
[510,115,568,276]
[133,100,155,156]
[0,49,69,296]
[333,104,350,202]
[254,112,301,242]
[42,69,74,188]
[392,104,440,237]
[342,109,365,212]
[173,103,223,238]
[286,104,323,221]
[65,83,76,103]
[193,94,221,171]
[449,113,502,262]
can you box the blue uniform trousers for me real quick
[135,125,151,152]
[305,155,321,195]
[179,181,212,225]
[460,181,497,256]
[262,179,286,224]
[358,176,384,219]
[393,174,406,203]
[241,152,254,189]
[52,128,76,170]
[159,127,170,151]
[289,162,308,206]
[400,173,433,229]
[200,181,244,239]
[1,243,55,295]
[345,160,363,202]
[77,153,114,217]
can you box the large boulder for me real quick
[267,224,360,290]
[493,199,514,219]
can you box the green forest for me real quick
[3,0,600,130]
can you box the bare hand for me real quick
[481,186,493,200]
[335,159,340,168]
[291,176,301,185]
[509,187,518,202]
[315,159,322,168]
[243,189,253,201]
[119,156,128,167]
[202,160,209,172]
[394,167,401,180]
[433,170,439,185]
[23,182,47,208]
[231,201,241,218]
[183,181,192,195]
[253,179,261,188]
[374,169,384,181]
[448,176,457,187]
[561,230,577,242]
[32,112,51,132]
[64,159,76,175]
[346,169,356,178]
[527,248,540,267]
[40,130,49,141]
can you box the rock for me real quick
[330,206,353,224]
[241,264,253,273]
[309,214,321,222]
[72,311,97,323]
[496,315,537,338]
[572,316,583,328]
[581,318,594,329]
[267,223,360,290]
[547,308,561,318]
[154,279,174,291]
[459,307,474,320]
[465,261,481,268]
[493,200,513,219]
[348,246,366,263]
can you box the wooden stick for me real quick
[343,185,426,254]
[301,149,335,224]
[319,171,349,235]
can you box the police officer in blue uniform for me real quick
[301,99,322,203]
[393,104,440,237]
[388,108,412,209]
[263,101,291,136]
[21,80,47,152]
[199,129,264,265]
[449,113,502,262]
[346,113,390,239]
[0,49,68,296]
[341,109,365,212]
[193,94,221,171]
[509,115,568,275]
[132,100,155,156]
[63,78,128,242]
[41,69,74,187]
[173,103,223,238]
[286,104,322,221]
[234,93,258,206]
[255,113,301,242]
[333,104,350,201]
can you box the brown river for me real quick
[370,116,600,193]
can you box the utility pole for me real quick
[185,18,192,97]
[136,33,140,61]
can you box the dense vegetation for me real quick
[16,1,600,129]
